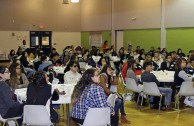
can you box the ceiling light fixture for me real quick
[71,0,79,3]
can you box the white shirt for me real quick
[20,45,29,52]
[64,70,81,84]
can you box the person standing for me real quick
[102,40,109,53]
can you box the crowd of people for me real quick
[1,39,194,126]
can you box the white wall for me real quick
[0,31,29,59]
[0,31,81,58]
[0,0,81,31]
[52,32,81,54]
[81,0,112,31]
[116,31,123,52]
[165,0,194,28]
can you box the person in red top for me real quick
[121,62,128,81]
[102,40,108,53]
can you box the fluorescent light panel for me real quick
[71,0,79,3]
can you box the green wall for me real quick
[123,29,161,52]
[81,32,90,49]
[81,31,111,49]
[82,28,194,54]
[166,28,194,54]
[102,31,111,48]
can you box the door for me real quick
[30,31,52,55]
[115,30,123,52]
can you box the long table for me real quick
[137,70,175,82]
[15,84,75,126]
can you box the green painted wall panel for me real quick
[166,28,194,54]
[81,31,111,49]
[123,29,161,52]
[102,31,112,48]
[82,28,194,54]
[81,32,90,49]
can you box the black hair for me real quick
[98,57,107,66]
[41,55,47,63]
[69,61,78,67]
[52,48,56,51]
[127,59,136,71]
[100,65,112,88]
[33,71,47,87]
[175,58,187,70]
[71,68,97,103]
[9,49,15,56]
[166,54,171,59]
[70,54,78,62]
[21,51,27,57]
[52,53,59,57]
[0,66,6,74]
[143,62,152,70]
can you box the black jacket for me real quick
[0,81,20,116]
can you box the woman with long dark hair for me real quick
[26,71,64,124]
[8,49,17,62]
[174,58,191,87]
[99,65,130,124]
[71,69,114,125]
[177,48,185,58]
[173,58,192,100]
[9,63,29,89]
[0,66,24,126]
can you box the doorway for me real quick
[30,31,52,55]
[115,30,123,52]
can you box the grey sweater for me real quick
[126,69,138,83]
[0,81,20,116]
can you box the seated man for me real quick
[141,62,172,109]
[145,53,159,71]
[160,54,175,71]
[186,58,194,75]
[64,61,81,84]
[49,53,62,66]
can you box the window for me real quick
[90,32,102,47]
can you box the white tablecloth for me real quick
[14,84,75,104]
[137,70,175,82]
[53,66,66,75]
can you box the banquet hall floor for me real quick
[57,83,194,126]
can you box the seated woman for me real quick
[97,57,108,71]
[9,63,29,89]
[8,49,17,62]
[71,69,114,125]
[26,71,65,124]
[173,58,192,98]
[99,65,130,124]
[177,48,185,58]
[126,59,143,89]
[20,51,35,79]
[0,66,24,126]
[64,54,81,73]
